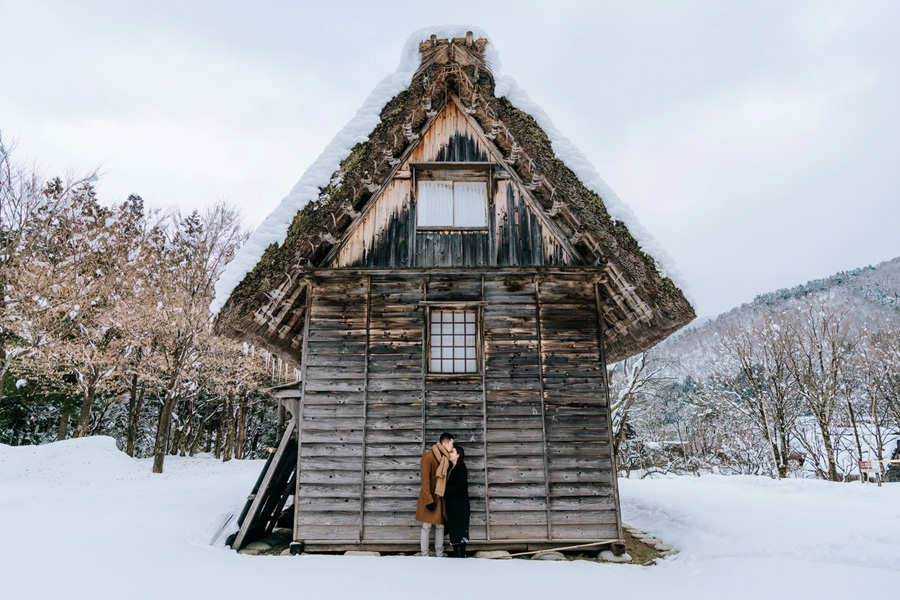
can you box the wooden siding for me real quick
[408,100,494,164]
[331,101,574,270]
[293,270,619,546]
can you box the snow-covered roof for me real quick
[211,27,695,363]
[212,26,688,316]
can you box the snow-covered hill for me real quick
[0,437,896,599]
[667,255,900,353]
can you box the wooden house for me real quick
[214,32,694,553]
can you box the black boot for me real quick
[456,542,466,558]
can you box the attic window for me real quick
[417,181,487,229]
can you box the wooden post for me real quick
[480,274,491,541]
[276,402,285,437]
[293,285,314,543]
[534,276,553,540]
[358,275,372,542]
[595,282,625,545]
[420,278,428,455]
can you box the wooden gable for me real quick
[329,99,578,269]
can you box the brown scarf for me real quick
[432,443,451,498]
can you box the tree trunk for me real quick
[205,422,213,454]
[819,419,840,482]
[0,362,8,413]
[775,405,790,478]
[56,407,69,441]
[222,395,235,462]
[126,378,145,457]
[845,394,864,469]
[758,401,782,480]
[236,398,247,460]
[74,380,99,438]
[152,393,179,474]
[214,412,224,459]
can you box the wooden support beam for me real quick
[232,417,296,551]
[596,282,625,544]
[358,275,372,542]
[293,289,314,544]
[479,274,492,541]
[534,276,553,540]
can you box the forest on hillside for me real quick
[0,133,288,472]
[611,259,900,481]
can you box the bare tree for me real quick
[710,310,800,478]
[785,296,861,481]
[607,351,672,454]
[150,202,246,473]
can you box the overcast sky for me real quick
[1,0,898,318]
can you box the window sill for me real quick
[416,227,489,232]
[424,373,483,381]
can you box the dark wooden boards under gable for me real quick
[414,231,490,267]
[433,132,489,162]
[331,101,576,271]
[336,181,569,269]
[292,268,620,547]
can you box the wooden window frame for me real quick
[423,302,484,377]
[412,162,492,232]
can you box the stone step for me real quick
[475,550,511,559]
[532,551,566,561]
[598,550,631,563]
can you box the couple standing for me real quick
[415,432,470,557]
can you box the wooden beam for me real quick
[358,275,372,542]
[596,282,625,544]
[420,278,428,455]
[534,276,553,540]
[479,274,492,541]
[293,288,314,543]
[308,266,607,278]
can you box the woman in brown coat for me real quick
[416,432,454,557]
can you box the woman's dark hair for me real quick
[454,444,465,462]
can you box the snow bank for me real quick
[1,438,897,600]
[0,435,141,483]
[211,26,688,315]
[620,474,900,572]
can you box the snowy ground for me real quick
[1,437,897,600]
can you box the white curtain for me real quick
[453,182,487,227]
[417,181,453,227]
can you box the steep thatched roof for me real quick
[214,33,695,364]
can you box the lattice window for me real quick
[429,309,478,373]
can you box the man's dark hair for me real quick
[439,432,455,443]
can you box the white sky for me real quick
[1,0,898,318]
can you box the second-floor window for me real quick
[417,181,487,229]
